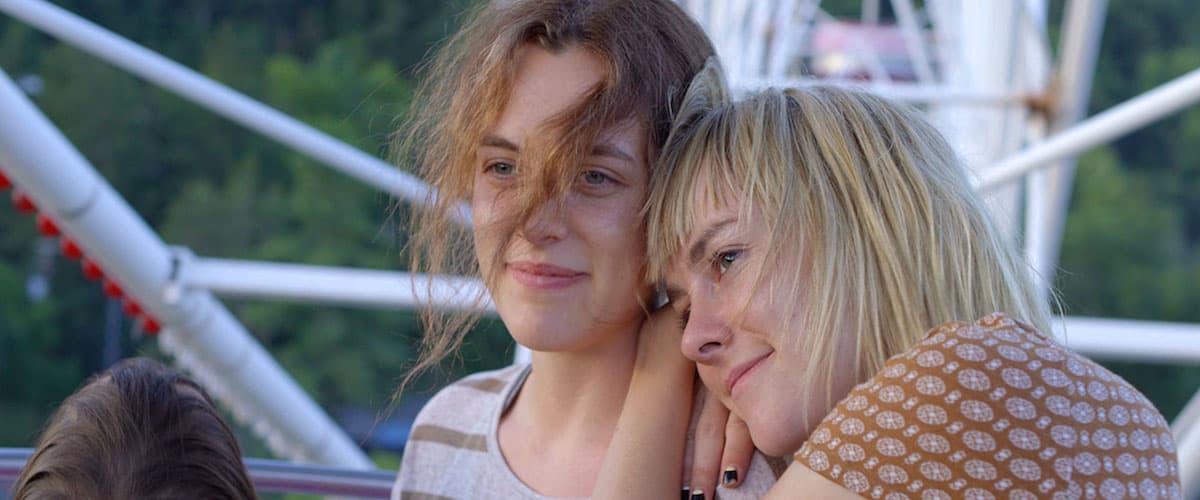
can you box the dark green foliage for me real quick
[0,0,508,460]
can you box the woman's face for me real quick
[665,187,856,456]
[472,45,650,353]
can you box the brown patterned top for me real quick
[795,313,1182,500]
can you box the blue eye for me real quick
[580,170,611,186]
[487,161,516,176]
[715,250,741,274]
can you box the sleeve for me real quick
[794,313,1182,500]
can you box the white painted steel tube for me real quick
[977,66,1200,190]
[733,78,1026,105]
[1182,424,1200,500]
[183,257,494,312]
[1055,316,1200,364]
[890,0,937,83]
[1023,0,1107,303]
[0,0,469,225]
[0,68,371,469]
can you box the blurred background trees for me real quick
[0,0,1198,465]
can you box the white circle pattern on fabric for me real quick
[795,313,1181,499]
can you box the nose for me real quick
[680,290,730,364]
[519,199,568,246]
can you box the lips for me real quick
[726,352,772,396]
[507,261,587,289]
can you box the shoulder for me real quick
[406,364,525,440]
[395,364,528,496]
[796,313,1181,498]
[417,364,525,415]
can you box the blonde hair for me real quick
[396,0,715,389]
[647,68,1051,415]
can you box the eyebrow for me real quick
[480,135,636,163]
[591,143,637,163]
[481,135,519,151]
[687,217,738,267]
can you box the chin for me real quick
[507,318,582,352]
[746,412,808,457]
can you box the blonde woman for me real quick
[599,66,1183,498]
[393,2,778,499]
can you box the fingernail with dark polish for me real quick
[690,489,706,500]
[681,487,690,500]
[723,466,739,487]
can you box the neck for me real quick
[497,323,641,497]
[515,328,638,438]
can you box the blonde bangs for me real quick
[647,106,738,283]
[648,83,1053,431]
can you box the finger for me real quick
[688,386,727,498]
[720,412,754,489]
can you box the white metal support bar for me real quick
[0,448,395,498]
[733,78,1026,105]
[1054,317,1200,364]
[0,68,372,469]
[977,66,1200,190]
[1176,391,1200,441]
[180,256,493,312]
[1174,387,1200,498]
[1175,389,1200,500]
[1023,0,1107,301]
[765,0,808,81]
[889,0,937,83]
[0,0,469,225]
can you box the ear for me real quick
[661,57,730,159]
[672,57,729,126]
[685,58,730,111]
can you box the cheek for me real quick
[574,195,646,259]
[470,178,501,224]
[697,365,727,404]
[737,282,793,338]
[471,183,509,274]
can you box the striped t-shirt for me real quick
[393,364,781,499]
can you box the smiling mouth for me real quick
[727,352,772,396]
[507,262,587,289]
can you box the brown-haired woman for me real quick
[12,357,257,500]
[394,1,777,499]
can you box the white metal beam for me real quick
[889,0,937,83]
[0,68,371,469]
[733,78,1026,105]
[1023,0,1107,302]
[0,0,469,225]
[1054,317,1200,364]
[180,256,493,312]
[977,66,1200,190]
[1175,389,1200,498]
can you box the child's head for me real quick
[13,357,256,500]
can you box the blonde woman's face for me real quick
[665,186,856,456]
[472,45,650,352]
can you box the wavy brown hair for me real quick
[395,0,715,390]
[13,357,256,500]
